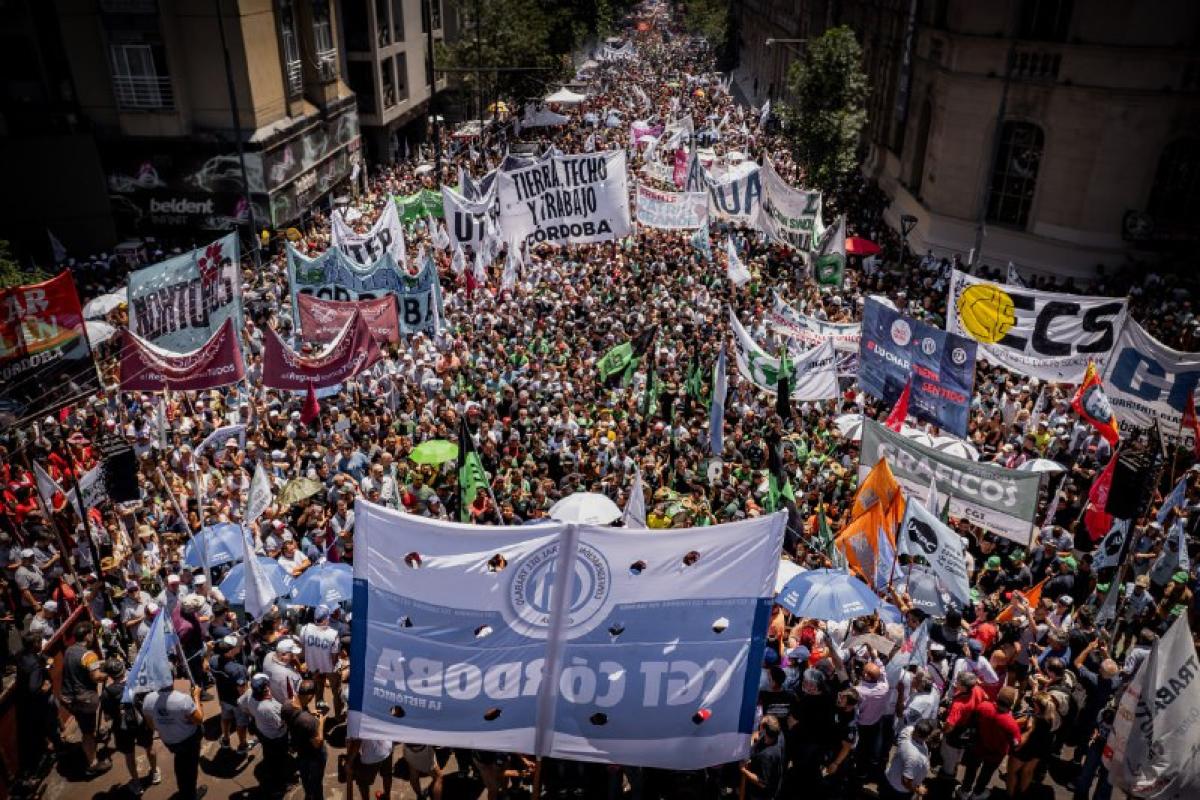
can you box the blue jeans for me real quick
[1073,738,1112,800]
[299,745,327,800]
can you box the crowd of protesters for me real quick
[0,1,1197,799]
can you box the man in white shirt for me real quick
[301,605,344,717]
[263,639,303,704]
[276,534,310,577]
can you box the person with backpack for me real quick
[939,671,987,784]
[99,658,161,796]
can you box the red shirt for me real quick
[945,684,989,730]
[971,700,1023,761]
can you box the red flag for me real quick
[301,381,320,425]
[885,376,912,432]
[1084,452,1117,541]
[1071,360,1120,446]
[1183,389,1200,457]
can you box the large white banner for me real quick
[1104,615,1200,799]
[498,150,632,247]
[947,269,1128,382]
[348,500,786,769]
[758,157,823,251]
[441,185,499,253]
[332,198,408,270]
[1102,318,1200,450]
[706,161,762,225]
[728,311,839,401]
[635,184,708,229]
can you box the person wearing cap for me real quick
[265,637,303,703]
[99,657,161,794]
[277,533,311,578]
[211,635,256,754]
[1114,574,1156,656]
[1156,570,1193,626]
[156,572,183,614]
[957,686,1021,800]
[238,674,291,791]
[26,599,58,641]
[120,578,151,635]
[1048,595,1075,631]
[281,679,328,800]
[300,605,344,717]
[142,675,205,800]
[741,714,785,800]
[13,547,47,616]
[60,620,111,776]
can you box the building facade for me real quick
[338,0,446,163]
[738,0,1200,277]
[1,0,363,255]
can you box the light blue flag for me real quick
[709,345,727,456]
[1173,519,1190,573]
[885,620,929,691]
[874,522,896,592]
[1157,476,1188,526]
[123,610,176,702]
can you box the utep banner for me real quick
[262,311,382,390]
[860,419,1042,545]
[127,233,243,351]
[120,317,245,392]
[859,298,977,438]
[498,150,632,247]
[707,161,762,225]
[331,198,408,270]
[947,270,1127,382]
[297,294,401,345]
[635,184,708,229]
[1102,318,1200,451]
[758,157,823,251]
[767,292,860,376]
[441,185,499,253]
[287,245,441,336]
[0,272,99,429]
[348,500,787,769]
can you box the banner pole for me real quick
[62,444,118,623]
[157,467,210,587]
[530,757,542,800]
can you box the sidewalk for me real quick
[728,66,767,110]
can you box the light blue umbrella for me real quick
[777,568,883,621]
[894,565,952,615]
[219,557,294,607]
[182,523,246,568]
[290,561,354,607]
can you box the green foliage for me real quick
[682,0,730,50]
[0,241,49,288]
[780,26,869,192]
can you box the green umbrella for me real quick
[278,477,323,506]
[409,439,459,465]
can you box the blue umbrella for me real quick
[290,561,354,607]
[218,557,294,607]
[894,565,952,615]
[777,568,883,621]
[182,523,246,568]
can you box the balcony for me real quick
[112,75,175,111]
[317,50,339,82]
[286,60,304,96]
[1012,49,1061,82]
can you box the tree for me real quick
[780,26,869,193]
[0,240,48,289]
[681,0,732,61]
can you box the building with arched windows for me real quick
[738,0,1200,277]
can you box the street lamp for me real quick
[900,213,918,259]
[765,38,807,46]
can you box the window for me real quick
[376,0,391,46]
[313,0,337,81]
[109,42,174,110]
[392,0,405,42]
[430,0,442,30]
[395,53,408,102]
[1017,0,1072,42]
[343,0,370,51]
[1147,139,1200,228]
[986,121,1043,228]
[908,97,933,193]
[381,57,396,107]
[279,0,303,96]
[347,60,376,114]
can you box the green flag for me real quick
[775,345,793,421]
[457,419,489,522]
[640,338,660,419]
[812,214,846,287]
[686,351,706,406]
[820,504,847,568]
[597,341,633,383]
[765,434,795,513]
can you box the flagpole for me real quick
[157,467,209,586]
[23,453,82,596]
[61,443,121,628]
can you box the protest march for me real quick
[0,2,1197,800]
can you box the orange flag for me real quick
[850,459,901,521]
[1071,360,1119,445]
[995,578,1047,623]
[835,505,890,582]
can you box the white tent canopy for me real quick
[544,87,588,105]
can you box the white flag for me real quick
[501,240,522,292]
[48,229,67,264]
[1006,261,1027,287]
[897,498,971,607]
[33,462,63,510]
[584,133,596,153]
[758,100,771,128]
[473,247,488,284]
[1092,519,1130,572]
[245,463,272,526]
[241,527,277,620]
[926,473,941,517]
[623,469,647,529]
[429,215,450,250]
[1104,615,1200,799]
[725,236,751,287]
[451,244,466,275]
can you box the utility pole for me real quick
[214,0,261,268]
[426,0,442,184]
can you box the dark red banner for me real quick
[262,310,382,390]
[296,293,400,344]
[120,317,246,391]
[0,272,99,430]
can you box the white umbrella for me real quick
[414,163,434,176]
[774,560,806,594]
[900,425,936,449]
[549,492,622,525]
[1018,458,1066,473]
[84,320,117,346]
[834,413,864,442]
[932,435,980,461]
[82,290,125,320]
